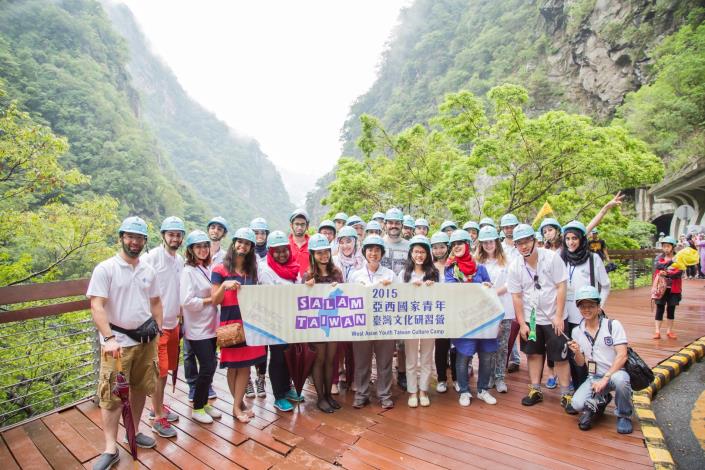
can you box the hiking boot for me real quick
[274,398,294,412]
[436,381,448,393]
[477,390,497,405]
[545,376,557,389]
[561,394,578,415]
[459,392,472,407]
[285,389,304,402]
[192,408,213,424]
[507,363,520,373]
[578,409,595,431]
[149,405,178,422]
[151,418,176,438]
[397,372,407,391]
[255,375,266,397]
[617,417,633,434]
[125,432,157,448]
[521,387,543,406]
[208,386,217,399]
[495,380,508,393]
[245,380,255,398]
[204,404,222,419]
[93,450,120,470]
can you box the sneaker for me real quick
[255,375,266,397]
[380,398,394,409]
[617,417,633,434]
[274,398,294,412]
[331,383,339,395]
[188,386,195,402]
[545,376,557,389]
[208,386,217,399]
[521,387,543,406]
[352,397,370,409]
[149,405,178,422]
[507,362,520,373]
[436,381,448,393]
[204,404,222,419]
[285,389,304,402]
[93,450,120,470]
[397,372,407,391]
[561,394,578,415]
[495,380,508,393]
[125,432,157,448]
[419,394,430,407]
[477,390,497,405]
[151,417,177,438]
[578,409,595,431]
[453,381,460,393]
[408,394,419,408]
[192,408,213,424]
[245,380,255,398]
[459,392,472,406]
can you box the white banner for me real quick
[237,283,504,346]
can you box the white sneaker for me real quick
[419,394,430,407]
[459,392,472,407]
[453,381,460,393]
[436,381,448,393]
[477,390,497,405]
[204,404,222,418]
[408,394,419,408]
[192,408,213,424]
[495,380,508,393]
[331,383,339,395]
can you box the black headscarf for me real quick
[560,228,590,266]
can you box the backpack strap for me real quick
[589,253,595,288]
[608,319,613,335]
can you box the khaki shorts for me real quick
[97,341,158,410]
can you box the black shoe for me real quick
[578,409,595,431]
[397,372,407,391]
[596,393,612,417]
[561,394,579,415]
[317,398,334,413]
[94,451,120,470]
[507,363,520,373]
[521,387,543,406]
[326,395,341,410]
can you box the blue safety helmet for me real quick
[463,221,480,231]
[408,235,432,252]
[233,227,256,244]
[362,234,386,256]
[575,285,601,305]
[415,218,430,228]
[249,217,269,232]
[477,226,500,242]
[440,220,458,232]
[185,230,210,247]
[119,216,148,237]
[449,229,472,244]
[266,230,290,249]
[366,220,383,232]
[591,228,599,235]
[539,218,562,235]
[479,217,496,228]
[289,208,310,223]
[373,211,386,221]
[337,226,358,240]
[308,233,331,251]
[403,215,415,228]
[346,215,364,227]
[333,212,348,223]
[661,236,677,246]
[500,214,520,227]
[160,216,185,234]
[385,207,404,222]
[513,224,536,241]
[562,220,587,236]
[207,216,229,233]
[430,231,450,245]
[318,219,336,233]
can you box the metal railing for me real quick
[0,279,98,430]
[609,249,660,290]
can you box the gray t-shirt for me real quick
[381,236,409,275]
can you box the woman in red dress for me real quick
[212,228,266,423]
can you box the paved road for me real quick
[652,360,705,469]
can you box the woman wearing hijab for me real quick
[257,230,304,412]
[444,230,497,407]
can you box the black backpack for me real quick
[607,320,654,391]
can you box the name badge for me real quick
[588,360,597,375]
[566,286,575,302]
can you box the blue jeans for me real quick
[571,370,633,418]
[456,351,492,394]
[510,342,520,365]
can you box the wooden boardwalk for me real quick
[3,281,705,469]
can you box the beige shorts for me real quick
[97,341,158,410]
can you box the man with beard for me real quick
[87,217,164,470]
[207,216,229,266]
[141,216,185,438]
[500,214,520,260]
[402,215,415,240]
[289,208,311,276]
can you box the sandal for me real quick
[666,331,678,339]
[652,332,661,339]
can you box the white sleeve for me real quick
[180,269,203,311]
[86,263,110,298]
[551,252,568,284]
[396,271,405,283]
[610,320,628,345]
[594,254,611,306]
[146,268,160,299]
[506,262,522,294]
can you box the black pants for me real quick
[268,344,291,399]
[434,338,457,382]
[655,304,676,320]
[183,338,198,388]
[190,337,217,409]
[566,321,587,389]
[256,346,268,375]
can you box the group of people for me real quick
[88,194,642,470]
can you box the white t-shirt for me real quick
[483,258,515,320]
[564,253,612,324]
[257,260,300,285]
[141,246,183,330]
[395,270,425,284]
[349,265,395,286]
[507,248,568,325]
[86,255,160,347]
[212,247,226,267]
[180,264,218,340]
[503,241,519,261]
[381,237,409,275]
[573,318,628,376]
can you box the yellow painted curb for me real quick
[635,335,705,469]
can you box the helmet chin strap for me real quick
[522,239,536,258]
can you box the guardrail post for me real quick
[629,259,636,289]
[91,329,101,404]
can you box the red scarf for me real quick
[445,242,477,281]
[266,248,300,281]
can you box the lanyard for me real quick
[568,265,577,284]
[197,266,212,284]
[582,320,603,360]
[365,266,375,284]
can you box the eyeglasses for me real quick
[533,275,541,290]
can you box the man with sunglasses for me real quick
[507,224,573,411]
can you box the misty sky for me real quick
[120,0,409,204]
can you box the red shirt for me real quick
[289,233,310,276]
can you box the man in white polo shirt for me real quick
[141,216,185,438]
[568,286,633,434]
[87,216,163,470]
[507,224,574,413]
[207,216,229,266]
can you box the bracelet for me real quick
[103,335,116,342]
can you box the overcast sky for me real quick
[120,0,409,204]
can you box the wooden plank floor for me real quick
[3,281,705,469]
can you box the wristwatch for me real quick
[604,372,612,379]
[103,334,116,342]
